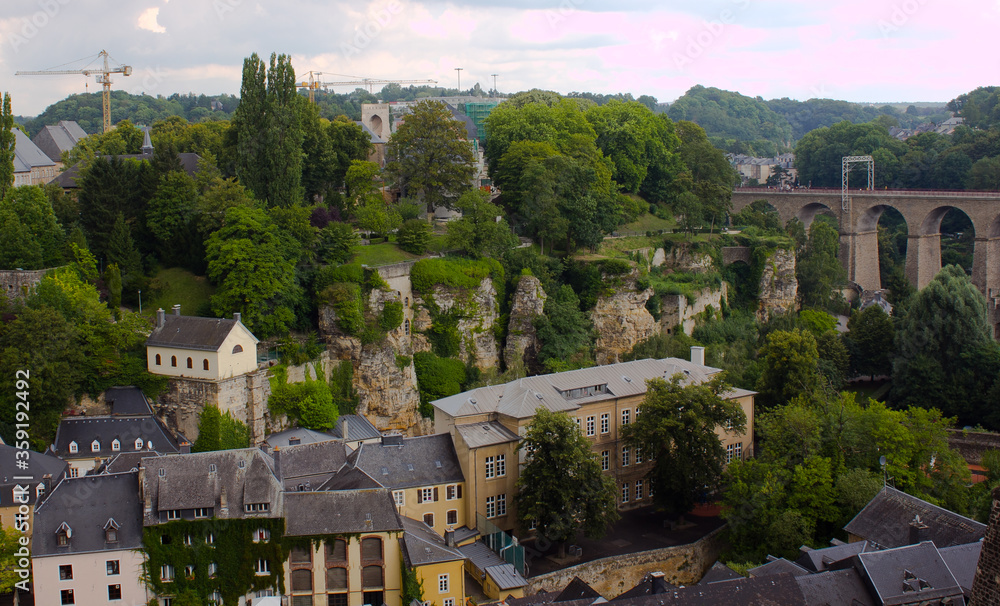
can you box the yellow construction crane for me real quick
[298,72,438,101]
[16,50,132,134]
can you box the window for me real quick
[155,353,161,365]
[574,417,580,431]
[362,565,383,588]
[135,438,144,450]
[255,559,270,575]
[184,565,195,579]
[68,441,78,454]
[112,439,120,452]
[393,490,405,507]
[291,569,313,592]
[166,509,182,520]
[161,564,174,582]
[106,528,118,543]
[636,448,643,465]
[601,413,610,434]
[68,468,79,478]
[601,450,610,471]
[160,534,172,545]
[446,484,462,500]
[207,533,215,544]
[328,594,348,606]
[444,600,455,606]
[586,416,595,436]
[194,507,209,519]
[327,539,347,562]
[622,483,630,503]
[496,454,506,477]
[420,487,434,503]
[725,417,734,432]
[447,510,458,525]
[171,355,177,367]
[622,446,630,467]
[59,565,73,580]
[726,443,735,464]
[734,442,742,461]
[636,480,644,500]
[60,589,75,604]
[361,537,383,561]
[326,567,348,590]
[363,591,384,606]
[423,513,434,527]
[254,528,270,542]
[246,502,270,513]
[497,494,507,516]
[233,344,243,354]
[404,319,410,335]
[292,597,314,606]
[183,534,193,546]
[208,562,218,578]
[210,592,224,605]
[485,456,495,479]
[622,408,631,426]
[107,560,119,576]
[108,585,122,600]
[438,574,450,593]
[203,359,210,371]
[91,440,100,452]
[187,357,193,369]
[486,495,496,518]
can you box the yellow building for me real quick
[284,489,405,606]
[432,351,756,530]
[145,306,259,380]
[0,445,67,540]
[400,517,466,606]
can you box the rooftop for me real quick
[400,516,465,567]
[51,414,180,459]
[145,308,257,352]
[337,434,464,490]
[844,486,986,549]
[283,488,402,536]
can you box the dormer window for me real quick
[135,438,144,450]
[68,441,78,454]
[104,518,120,543]
[91,440,100,452]
[56,522,72,546]
[245,502,270,513]
[111,439,120,452]
[253,528,270,542]
[36,483,45,499]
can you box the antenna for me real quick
[455,67,463,93]
[491,73,498,95]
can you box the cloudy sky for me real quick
[1,0,998,116]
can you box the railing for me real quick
[733,186,1000,198]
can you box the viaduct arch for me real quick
[731,187,1000,337]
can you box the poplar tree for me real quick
[0,93,13,200]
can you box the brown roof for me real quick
[146,314,254,352]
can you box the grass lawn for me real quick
[142,267,215,318]
[622,211,676,233]
[351,241,421,266]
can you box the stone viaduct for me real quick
[731,187,1000,336]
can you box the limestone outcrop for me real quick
[591,269,656,365]
[757,248,798,320]
[504,275,547,372]
[416,277,500,370]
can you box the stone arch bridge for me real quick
[731,187,1000,336]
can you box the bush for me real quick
[410,257,503,294]
[323,282,364,335]
[601,259,632,276]
[398,199,425,221]
[314,263,364,295]
[413,352,467,416]
[268,369,339,431]
[379,300,404,331]
[397,219,432,255]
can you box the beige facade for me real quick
[393,481,468,533]
[147,322,258,381]
[32,549,148,606]
[284,534,404,606]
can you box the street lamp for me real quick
[138,289,142,314]
[455,67,463,93]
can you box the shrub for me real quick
[600,258,632,276]
[323,282,364,335]
[413,352,467,416]
[379,300,404,332]
[397,219,432,255]
[314,263,364,295]
[411,257,503,294]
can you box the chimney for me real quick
[445,528,455,547]
[233,312,242,323]
[156,308,165,328]
[179,441,191,454]
[288,436,301,446]
[341,418,349,443]
[219,487,228,515]
[171,304,181,316]
[909,515,929,545]
[690,346,705,367]
[273,447,282,482]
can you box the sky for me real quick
[1,0,999,116]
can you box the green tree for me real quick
[233,52,304,207]
[845,305,895,379]
[193,404,250,452]
[0,92,14,200]
[317,221,359,264]
[967,156,1000,190]
[796,221,846,310]
[268,371,339,431]
[105,263,122,312]
[756,329,821,408]
[445,189,518,258]
[106,212,144,281]
[205,206,300,337]
[147,170,200,268]
[397,219,431,255]
[76,155,157,262]
[516,409,619,556]
[0,526,22,593]
[623,374,746,518]
[385,100,475,211]
[534,285,592,368]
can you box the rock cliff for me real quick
[757,248,798,320]
[504,275,547,372]
[416,277,500,370]
[591,269,656,365]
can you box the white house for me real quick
[145,305,259,380]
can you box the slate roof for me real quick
[275,440,349,490]
[612,573,807,605]
[283,488,402,536]
[794,568,875,606]
[844,486,986,549]
[747,557,812,578]
[938,542,981,598]
[32,471,143,557]
[51,415,180,459]
[318,465,383,491]
[264,427,337,449]
[459,541,527,590]
[697,562,743,585]
[433,358,725,420]
[99,451,153,474]
[104,386,154,415]
[0,445,67,507]
[13,129,55,173]
[555,577,603,602]
[455,421,520,449]
[796,540,876,573]
[355,121,386,144]
[146,312,256,351]
[854,541,964,605]
[32,120,87,162]
[400,516,465,567]
[339,434,465,490]
[614,572,674,600]
[506,591,561,606]
[50,151,201,188]
[330,414,383,442]
[141,448,280,525]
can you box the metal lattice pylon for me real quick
[842,155,874,211]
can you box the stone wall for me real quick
[155,368,272,445]
[947,429,1000,465]
[591,270,656,365]
[0,268,53,301]
[525,526,726,597]
[504,276,546,372]
[722,246,751,265]
[757,248,798,320]
[660,283,727,336]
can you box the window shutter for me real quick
[326,567,347,590]
[433,487,439,501]
[363,565,383,588]
[417,490,423,504]
[457,485,462,499]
